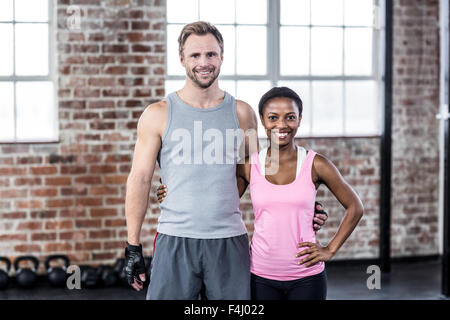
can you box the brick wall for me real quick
[0,0,441,273]
[0,0,166,273]
[390,0,440,256]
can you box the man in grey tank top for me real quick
[122,21,258,300]
[122,21,327,300]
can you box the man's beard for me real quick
[186,67,220,89]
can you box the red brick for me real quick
[75,242,102,251]
[14,244,41,253]
[0,167,27,175]
[0,234,27,241]
[90,208,118,217]
[15,200,43,209]
[46,199,74,208]
[46,177,72,186]
[74,176,102,184]
[75,219,102,228]
[89,230,115,239]
[44,243,73,252]
[75,198,103,206]
[31,189,58,197]
[30,211,57,219]
[45,220,74,230]
[90,164,117,174]
[31,233,57,241]
[59,231,87,241]
[104,219,126,227]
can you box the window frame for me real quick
[0,0,57,144]
[165,0,383,138]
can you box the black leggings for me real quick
[251,270,327,300]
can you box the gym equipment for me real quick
[80,265,99,288]
[113,258,128,286]
[0,257,11,290]
[45,255,70,287]
[144,256,152,286]
[14,256,39,288]
[96,265,118,287]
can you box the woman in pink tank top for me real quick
[235,87,364,300]
[157,87,363,300]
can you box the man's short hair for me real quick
[178,21,224,57]
[258,87,303,116]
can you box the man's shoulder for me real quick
[141,100,168,120]
[138,100,168,134]
[235,99,255,117]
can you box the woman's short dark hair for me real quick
[258,87,303,116]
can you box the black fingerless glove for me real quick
[124,242,146,286]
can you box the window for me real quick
[0,0,55,143]
[166,0,382,137]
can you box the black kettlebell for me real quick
[96,265,118,287]
[45,255,70,287]
[80,265,99,288]
[14,256,39,288]
[0,257,11,290]
[113,258,128,286]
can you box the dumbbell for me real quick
[45,255,70,287]
[96,265,118,287]
[80,265,99,288]
[0,257,11,290]
[14,256,39,288]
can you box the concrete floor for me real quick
[0,260,448,300]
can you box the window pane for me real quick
[345,81,378,135]
[219,80,236,97]
[277,81,311,136]
[0,82,15,141]
[280,0,310,25]
[217,25,235,75]
[236,81,271,137]
[166,0,198,23]
[345,28,373,75]
[311,0,343,26]
[0,24,14,75]
[165,80,185,95]
[0,0,13,21]
[200,0,235,24]
[16,81,54,141]
[311,27,343,75]
[280,26,309,75]
[236,0,267,24]
[311,81,343,136]
[15,23,49,75]
[167,24,185,76]
[236,26,266,75]
[15,0,48,22]
[344,0,374,26]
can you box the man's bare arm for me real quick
[125,102,166,246]
[236,99,259,158]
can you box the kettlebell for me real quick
[14,256,39,288]
[113,258,128,286]
[0,257,11,290]
[45,255,70,287]
[96,265,118,287]
[80,265,99,288]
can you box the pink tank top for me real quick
[249,147,325,281]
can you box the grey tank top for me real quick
[156,91,248,239]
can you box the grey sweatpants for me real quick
[146,233,251,300]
